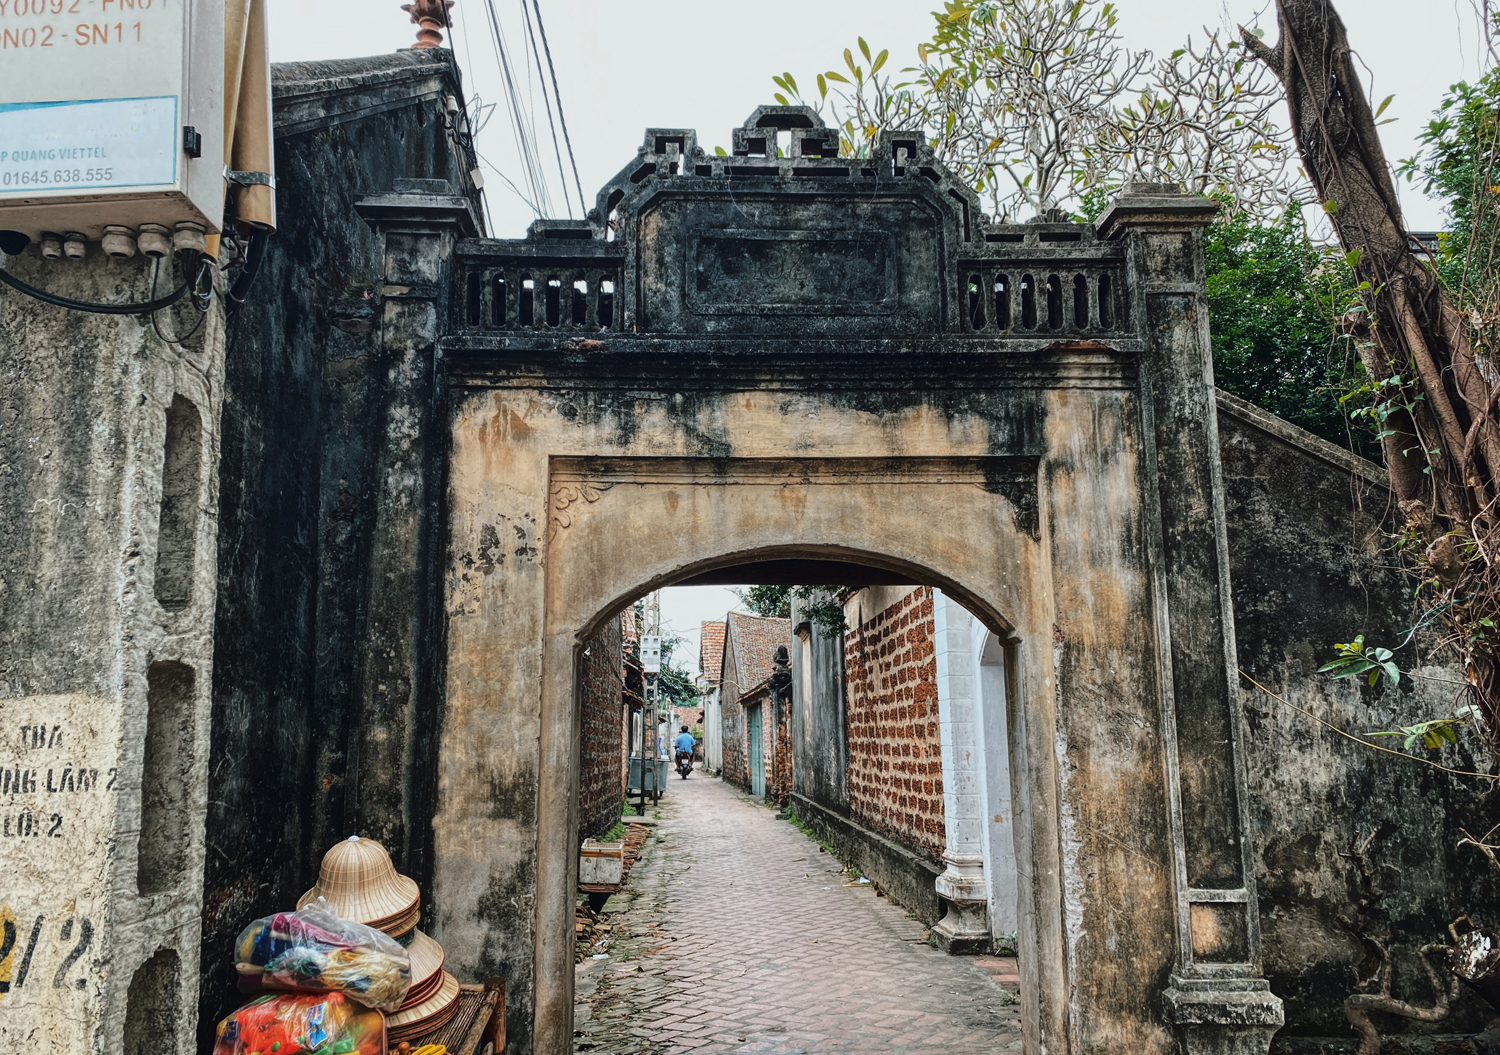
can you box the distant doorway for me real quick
[747,703,765,797]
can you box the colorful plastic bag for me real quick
[234,902,411,1012]
[212,992,386,1055]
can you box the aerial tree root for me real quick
[1344,941,1458,1055]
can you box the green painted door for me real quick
[748,703,764,797]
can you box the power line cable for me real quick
[0,254,203,314]
[475,144,544,214]
[517,0,573,218]
[437,5,495,233]
[529,0,587,217]
[483,0,552,216]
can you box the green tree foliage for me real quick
[1202,206,1366,453]
[1400,67,1500,364]
[773,0,1293,222]
[656,663,700,707]
[739,585,794,619]
[654,635,699,706]
[737,585,848,637]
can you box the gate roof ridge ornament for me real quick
[573,104,978,242]
[454,102,1146,341]
[1096,181,1219,239]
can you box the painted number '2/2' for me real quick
[0,914,92,993]
[51,917,91,989]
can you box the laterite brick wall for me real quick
[579,615,625,840]
[771,702,793,808]
[843,586,945,862]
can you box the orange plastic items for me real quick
[212,992,387,1055]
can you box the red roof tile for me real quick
[725,611,788,695]
[700,621,726,685]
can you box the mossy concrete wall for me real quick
[197,49,481,1045]
[0,246,225,1054]
[1217,392,1500,1050]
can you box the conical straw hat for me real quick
[399,966,445,1011]
[386,970,461,1040]
[374,900,422,939]
[299,835,419,924]
[401,930,445,1003]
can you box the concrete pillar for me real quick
[0,245,226,1054]
[930,590,990,953]
[970,622,1018,947]
[1099,184,1284,1053]
[353,179,479,872]
[789,590,849,811]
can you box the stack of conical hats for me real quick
[302,836,460,1039]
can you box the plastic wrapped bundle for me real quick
[234,902,411,1012]
[212,992,386,1055]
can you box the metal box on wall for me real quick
[0,0,225,240]
[578,839,625,888]
[627,757,667,793]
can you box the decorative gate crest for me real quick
[453,106,1131,343]
[418,100,1282,1055]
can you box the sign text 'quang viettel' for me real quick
[0,0,224,239]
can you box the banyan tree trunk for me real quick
[1243,0,1500,736]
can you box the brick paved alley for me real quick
[573,774,1023,1055]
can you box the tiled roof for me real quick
[725,612,787,696]
[700,621,726,685]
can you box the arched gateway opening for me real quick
[558,531,1048,1041]
[574,562,1030,1051]
[406,105,1284,1054]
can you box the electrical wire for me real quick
[483,0,552,217]
[226,229,269,314]
[529,0,587,216]
[149,256,209,345]
[518,0,572,217]
[474,143,543,214]
[0,254,198,315]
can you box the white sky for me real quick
[266,0,1484,234]
[653,585,747,681]
[265,0,1483,670]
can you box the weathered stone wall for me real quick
[789,594,848,810]
[720,637,750,793]
[579,617,624,841]
[0,244,226,1054]
[197,49,479,1045]
[843,586,945,863]
[1217,391,1500,1048]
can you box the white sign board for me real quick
[0,97,177,193]
[0,0,186,198]
[0,0,222,238]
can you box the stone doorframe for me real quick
[354,104,1287,1055]
[535,460,1059,1050]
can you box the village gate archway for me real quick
[399,107,1284,1055]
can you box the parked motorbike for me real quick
[675,750,693,779]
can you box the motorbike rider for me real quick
[673,725,696,771]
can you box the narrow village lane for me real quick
[574,774,1023,1055]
